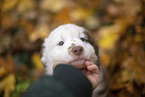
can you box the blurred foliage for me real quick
[0,0,145,97]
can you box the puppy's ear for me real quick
[84,30,99,56]
[84,30,100,67]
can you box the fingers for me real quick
[84,61,100,89]
[87,64,98,71]
[85,61,93,66]
[85,61,98,71]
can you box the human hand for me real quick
[53,61,100,89]
[83,61,100,89]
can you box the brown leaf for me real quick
[0,54,14,77]
[99,52,111,66]
[28,23,49,42]
[1,14,17,29]
[122,57,145,84]
[107,0,142,17]
[0,54,15,97]
[53,8,72,24]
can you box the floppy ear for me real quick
[84,30,100,67]
[84,30,99,55]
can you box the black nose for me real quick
[72,46,83,56]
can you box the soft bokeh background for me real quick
[0,0,145,97]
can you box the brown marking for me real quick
[84,30,100,67]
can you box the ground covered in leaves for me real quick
[0,0,145,97]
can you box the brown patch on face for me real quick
[68,43,76,56]
[84,30,100,66]
[84,30,99,55]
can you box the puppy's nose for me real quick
[72,46,83,56]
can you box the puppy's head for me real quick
[41,24,99,75]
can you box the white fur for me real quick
[41,24,98,75]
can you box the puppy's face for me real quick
[42,24,98,75]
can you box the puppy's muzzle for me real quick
[72,46,83,56]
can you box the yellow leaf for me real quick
[31,53,44,71]
[40,0,66,13]
[0,54,15,97]
[97,24,120,50]
[70,7,94,21]
[17,0,35,13]
[29,24,49,42]
[1,0,18,12]
[121,70,131,82]
[85,16,100,29]
[0,74,15,97]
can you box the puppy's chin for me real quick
[68,59,86,69]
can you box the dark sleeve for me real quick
[21,64,92,97]
[54,64,92,97]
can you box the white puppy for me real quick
[41,24,109,97]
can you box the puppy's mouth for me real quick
[68,58,88,69]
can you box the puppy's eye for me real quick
[80,37,87,42]
[58,41,64,46]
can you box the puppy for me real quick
[41,24,109,97]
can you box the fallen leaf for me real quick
[96,24,120,50]
[96,17,132,50]
[29,23,49,42]
[1,14,17,29]
[85,16,100,30]
[0,54,14,77]
[0,74,15,97]
[76,0,100,8]
[69,7,94,21]
[0,54,15,97]
[107,0,142,17]
[31,52,44,71]
[17,0,35,14]
[121,0,142,17]
[1,0,18,12]
[53,8,72,25]
[0,34,13,54]
[40,0,66,13]
[122,57,145,84]
[99,52,111,66]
